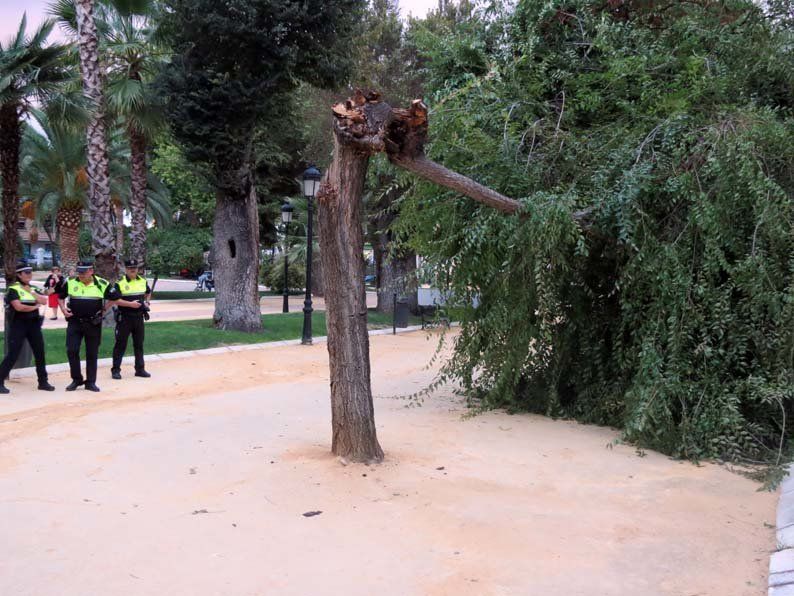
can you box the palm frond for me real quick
[107,75,145,113]
[48,0,78,37]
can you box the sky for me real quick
[0,0,440,44]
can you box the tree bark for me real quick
[212,164,262,332]
[318,129,384,463]
[0,103,21,284]
[369,179,418,314]
[376,244,417,313]
[311,245,324,297]
[129,126,148,263]
[308,205,324,297]
[113,200,124,257]
[56,205,82,272]
[75,0,116,280]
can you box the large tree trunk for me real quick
[0,104,21,284]
[113,200,124,257]
[311,239,324,297]
[376,244,417,313]
[212,164,262,332]
[129,126,148,263]
[56,205,83,273]
[317,133,384,464]
[75,0,116,280]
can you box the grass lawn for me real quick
[152,290,302,300]
[3,310,421,366]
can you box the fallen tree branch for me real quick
[330,90,596,228]
[390,154,522,214]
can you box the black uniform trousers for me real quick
[0,317,48,383]
[111,313,145,373]
[66,319,102,383]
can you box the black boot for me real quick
[135,370,151,378]
[65,380,84,392]
[38,381,55,391]
[84,382,100,392]
[0,384,9,394]
[111,370,122,380]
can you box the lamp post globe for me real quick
[281,202,294,313]
[301,165,321,345]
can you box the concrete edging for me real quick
[8,324,427,379]
[771,466,794,595]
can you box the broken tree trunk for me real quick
[317,97,391,463]
[319,90,591,463]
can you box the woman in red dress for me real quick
[43,266,63,320]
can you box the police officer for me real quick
[58,260,112,392]
[109,259,151,380]
[0,260,55,393]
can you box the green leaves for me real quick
[398,0,794,469]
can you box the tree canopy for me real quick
[395,0,794,468]
[156,0,364,184]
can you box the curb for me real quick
[771,466,794,595]
[8,324,428,379]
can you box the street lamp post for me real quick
[281,202,294,313]
[301,165,322,345]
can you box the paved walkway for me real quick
[0,330,776,595]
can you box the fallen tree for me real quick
[318,90,584,462]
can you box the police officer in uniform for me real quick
[0,260,55,393]
[58,260,112,392]
[109,259,151,380]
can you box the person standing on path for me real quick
[44,266,64,320]
[0,261,55,393]
[109,259,151,380]
[58,260,112,392]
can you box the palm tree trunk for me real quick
[129,126,148,262]
[114,201,124,257]
[74,0,116,280]
[56,206,82,272]
[0,103,22,284]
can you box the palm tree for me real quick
[19,111,89,270]
[72,0,116,279]
[20,109,169,271]
[52,0,163,264]
[103,2,163,264]
[0,15,68,282]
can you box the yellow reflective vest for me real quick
[117,276,147,298]
[7,282,37,304]
[66,276,109,299]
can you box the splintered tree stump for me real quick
[319,90,593,463]
[318,91,385,463]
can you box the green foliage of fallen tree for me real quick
[397,0,794,467]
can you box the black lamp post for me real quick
[280,202,294,313]
[301,165,322,345]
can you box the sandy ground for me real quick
[3,292,378,331]
[0,331,775,596]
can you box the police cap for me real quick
[15,259,32,273]
[76,260,95,273]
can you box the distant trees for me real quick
[0,16,68,281]
[54,0,166,266]
[157,0,365,331]
[20,110,170,271]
